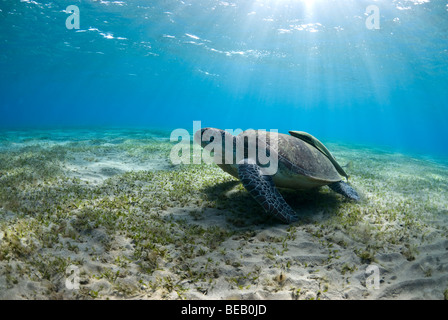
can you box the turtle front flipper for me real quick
[329,181,360,201]
[237,159,299,224]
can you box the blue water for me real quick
[1,0,447,157]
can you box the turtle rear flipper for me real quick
[237,159,299,224]
[329,181,360,201]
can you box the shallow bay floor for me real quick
[0,128,447,300]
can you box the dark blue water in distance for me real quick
[1,0,447,158]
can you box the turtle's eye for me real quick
[209,136,215,142]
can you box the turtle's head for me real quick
[194,127,232,154]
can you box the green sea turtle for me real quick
[194,128,360,224]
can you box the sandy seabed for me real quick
[0,128,447,300]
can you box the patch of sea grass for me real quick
[0,137,237,297]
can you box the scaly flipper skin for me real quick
[328,181,360,201]
[237,159,299,224]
